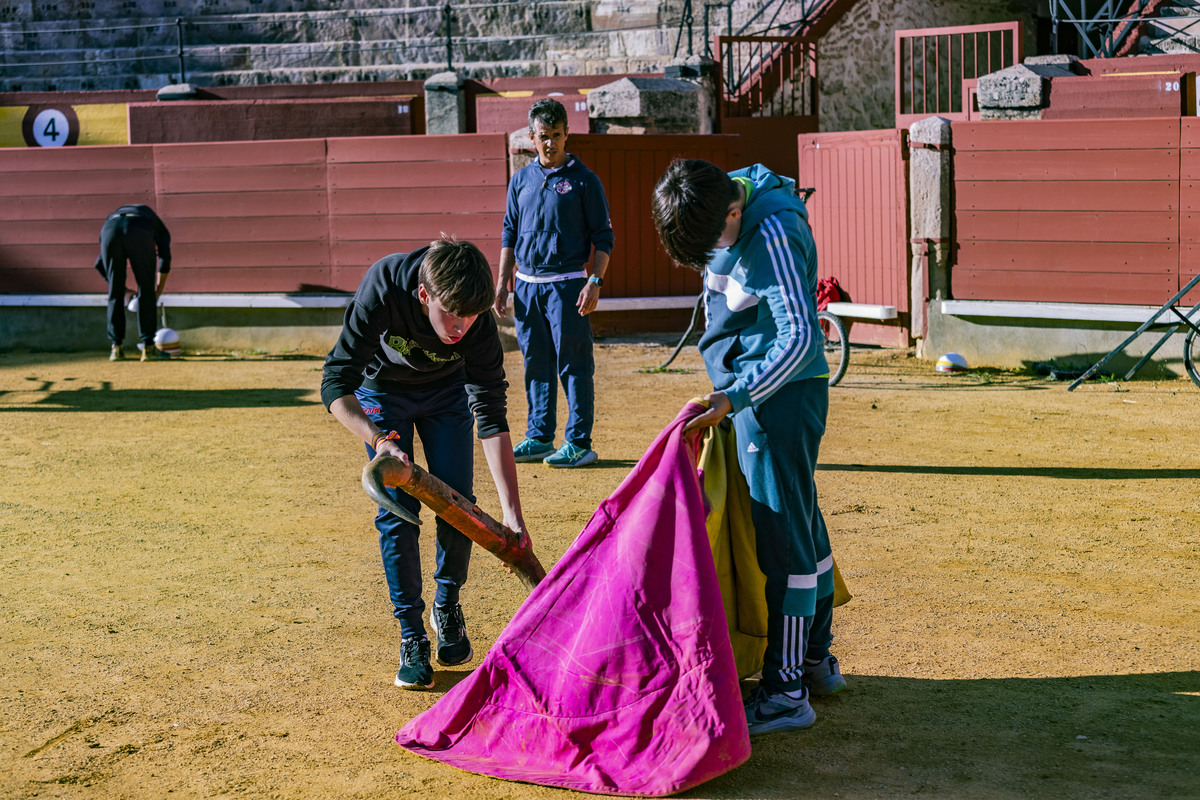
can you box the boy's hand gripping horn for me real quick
[362,455,547,592]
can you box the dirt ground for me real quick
[1,340,1197,800]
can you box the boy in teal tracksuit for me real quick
[652,159,844,734]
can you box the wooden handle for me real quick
[362,455,546,592]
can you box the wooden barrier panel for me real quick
[0,145,155,292]
[798,128,909,346]
[953,117,1183,306]
[567,134,741,301]
[326,133,508,291]
[154,139,333,293]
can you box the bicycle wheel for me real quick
[818,310,849,387]
[1185,325,1200,389]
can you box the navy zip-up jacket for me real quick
[501,155,614,278]
[320,248,510,439]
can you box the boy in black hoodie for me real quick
[322,235,529,690]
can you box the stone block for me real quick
[587,76,701,134]
[423,70,465,134]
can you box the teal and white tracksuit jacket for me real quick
[698,164,835,692]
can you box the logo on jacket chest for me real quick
[553,179,573,195]
[383,334,460,364]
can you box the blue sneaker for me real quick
[744,685,816,734]
[513,437,555,463]
[543,442,598,468]
[803,655,846,696]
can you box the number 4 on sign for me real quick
[33,109,69,147]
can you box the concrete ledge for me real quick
[4,293,702,312]
[940,299,1191,324]
[825,302,898,321]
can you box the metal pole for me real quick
[176,18,186,84]
[443,4,453,71]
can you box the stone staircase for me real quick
[1141,1,1200,54]
[0,0,669,91]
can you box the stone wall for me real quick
[3,0,1043,132]
[818,0,1040,132]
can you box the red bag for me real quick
[816,276,845,312]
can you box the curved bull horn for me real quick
[362,455,547,592]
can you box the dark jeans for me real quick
[356,382,475,640]
[99,216,158,346]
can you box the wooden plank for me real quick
[1175,151,1200,181]
[155,164,328,194]
[957,240,1176,273]
[1041,74,1185,120]
[175,241,330,268]
[157,190,330,218]
[0,243,98,269]
[0,268,107,293]
[325,133,504,163]
[329,187,506,215]
[958,210,1177,243]
[955,180,1178,211]
[0,169,155,197]
[327,160,507,190]
[0,145,154,173]
[152,139,328,169]
[0,193,158,221]
[159,267,335,293]
[169,216,330,244]
[0,219,101,245]
[954,117,1180,151]
[954,149,1179,182]
[1178,117,1200,149]
[330,213,503,241]
[953,268,1176,304]
[331,239,501,270]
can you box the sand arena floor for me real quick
[1,342,1197,799]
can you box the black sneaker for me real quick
[430,603,473,666]
[394,635,434,689]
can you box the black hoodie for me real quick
[320,247,509,439]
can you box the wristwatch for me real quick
[588,275,603,287]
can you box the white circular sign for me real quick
[32,109,70,147]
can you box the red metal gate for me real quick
[798,129,910,346]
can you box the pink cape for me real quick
[395,402,751,796]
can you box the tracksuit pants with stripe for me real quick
[733,377,834,693]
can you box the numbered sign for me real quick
[22,105,80,147]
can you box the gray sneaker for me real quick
[803,655,847,696]
[744,685,816,734]
[394,635,434,689]
[430,603,473,666]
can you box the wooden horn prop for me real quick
[362,455,547,592]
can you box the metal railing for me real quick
[717,34,817,118]
[894,21,1024,128]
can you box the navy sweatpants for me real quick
[356,382,475,640]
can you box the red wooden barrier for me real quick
[567,134,741,301]
[953,117,1183,306]
[798,128,909,346]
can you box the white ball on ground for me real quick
[127,296,139,312]
[154,327,182,357]
[936,353,969,373]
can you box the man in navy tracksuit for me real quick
[494,98,615,468]
[94,204,172,361]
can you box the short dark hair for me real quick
[419,234,495,317]
[651,158,740,271]
[528,97,568,131]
